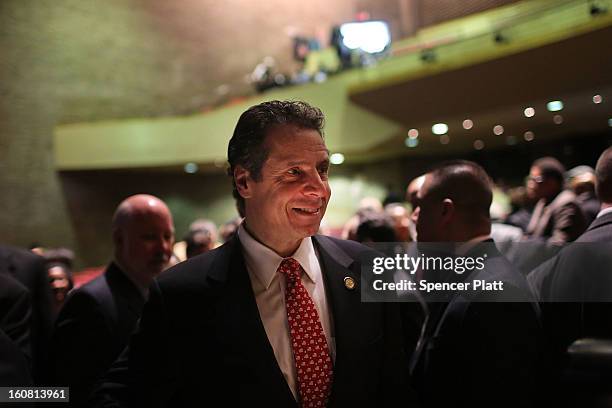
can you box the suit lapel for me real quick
[312,235,365,405]
[214,238,296,405]
[586,211,612,232]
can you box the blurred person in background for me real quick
[172,218,219,262]
[406,175,425,241]
[384,203,411,242]
[0,273,33,387]
[219,217,242,243]
[505,186,535,232]
[355,212,397,243]
[566,165,600,226]
[51,194,175,407]
[341,196,383,241]
[0,244,52,384]
[528,148,612,401]
[524,157,586,245]
[43,248,75,316]
[184,228,214,259]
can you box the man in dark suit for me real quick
[524,157,586,245]
[92,101,409,407]
[0,273,33,386]
[409,160,542,407]
[0,244,52,383]
[51,194,175,407]
[528,147,612,369]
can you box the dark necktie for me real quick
[278,257,333,408]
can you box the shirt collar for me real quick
[238,224,318,290]
[596,206,612,219]
[456,235,492,256]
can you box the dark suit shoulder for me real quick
[0,244,43,265]
[157,239,236,295]
[578,212,612,242]
[318,235,374,257]
[78,272,112,299]
[58,282,106,322]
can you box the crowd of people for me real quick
[1,100,611,407]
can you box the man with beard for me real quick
[51,194,174,407]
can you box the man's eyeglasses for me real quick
[526,175,544,184]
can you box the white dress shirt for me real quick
[237,225,335,399]
[596,206,612,219]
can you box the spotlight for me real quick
[432,123,448,135]
[546,100,564,112]
[184,163,198,174]
[405,138,419,148]
[524,107,535,118]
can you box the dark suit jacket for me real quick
[0,273,33,386]
[92,235,409,407]
[411,242,542,408]
[51,263,145,407]
[528,211,612,362]
[525,190,587,245]
[0,245,52,383]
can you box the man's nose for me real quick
[304,170,327,197]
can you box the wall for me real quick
[0,0,530,266]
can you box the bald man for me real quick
[51,194,174,407]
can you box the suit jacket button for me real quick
[344,276,356,290]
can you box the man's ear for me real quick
[234,165,252,199]
[112,228,123,249]
[441,198,455,224]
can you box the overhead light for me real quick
[338,21,391,54]
[432,123,448,135]
[405,138,419,148]
[553,114,564,125]
[407,128,419,139]
[593,94,603,104]
[440,135,450,145]
[473,140,484,150]
[546,100,564,112]
[184,163,198,174]
[462,119,473,130]
[330,153,345,165]
[524,131,535,141]
[524,107,535,118]
[493,125,504,136]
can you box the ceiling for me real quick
[349,24,612,158]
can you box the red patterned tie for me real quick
[278,257,333,408]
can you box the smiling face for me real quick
[235,124,331,256]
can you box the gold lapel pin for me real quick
[344,276,356,290]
